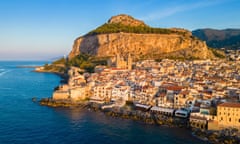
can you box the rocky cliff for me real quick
[69,14,214,60]
[107,14,146,27]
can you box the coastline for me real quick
[34,62,240,144]
[37,97,240,144]
[34,68,68,83]
[39,98,189,127]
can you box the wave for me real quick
[0,87,12,90]
[0,70,11,76]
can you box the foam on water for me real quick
[0,68,5,73]
[0,70,11,76]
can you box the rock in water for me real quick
[32,97,37,102]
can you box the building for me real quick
[108,53,132,70]
[92,84,112,101]
[69,86,91,101]
[52,90,69,100]
[116,53,132,70]
[111,85,130,101]
[217,102,240,128]
[174,90,192,108]
[190,113,209,130]
[52,84,70,100]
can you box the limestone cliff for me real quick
[107,14,146,27]
[69,14,214,60]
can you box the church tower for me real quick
[127,53,132,70]
[116,53,121,68]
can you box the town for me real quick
[51,53,240,132]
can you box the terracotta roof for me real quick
[111,68,126,70]
[218,102,240,108]
[166,86,183,91]
[180,90,189,95]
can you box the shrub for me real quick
[87,23,186,36]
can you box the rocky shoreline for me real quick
[39,98,188,127]
[37,98,240,144]
[34,68,68,83]
[192,128,240,144]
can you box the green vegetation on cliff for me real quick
[87,23,188,36]
[67,54,95,73]
[42,57,68,74]
[209,48,226,58]
[52,58,67,65]
[44,54,109,74]
[43,63,66,74]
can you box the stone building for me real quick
[108,53,132,70]
[69,86,91,101]
[52,84,70,100]
[217,102,240,128]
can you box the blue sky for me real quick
[0,0,239,60]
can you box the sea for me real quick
[0,61,205,144]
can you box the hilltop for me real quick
[69,14,216,60]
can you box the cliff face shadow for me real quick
[79,35,100,55]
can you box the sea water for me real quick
[0,61,205,144]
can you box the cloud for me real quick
[140,0,229,21]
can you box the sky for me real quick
[0,0,240,60]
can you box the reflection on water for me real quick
[54,108,86,120]
[52,108,204,144]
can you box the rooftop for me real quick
[218,102,240,108]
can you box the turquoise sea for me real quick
[0,61,205,144]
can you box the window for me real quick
[221,117,223,120]
[239,119,240,123]
[229,118,231,122]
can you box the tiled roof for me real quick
[218,102,240,108]
[180,90,189,95]
[166,86,183,91]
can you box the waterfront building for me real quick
[111,85,130,101]
[52,90,69,100]
[217,102,240,128]
[52,84,70,100]
[69,86,91,101]
[93,84,112,101]
[52,58,240,132]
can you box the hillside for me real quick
[69,14,214,60]
[192,28,240,50]
[87,14,189,36]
